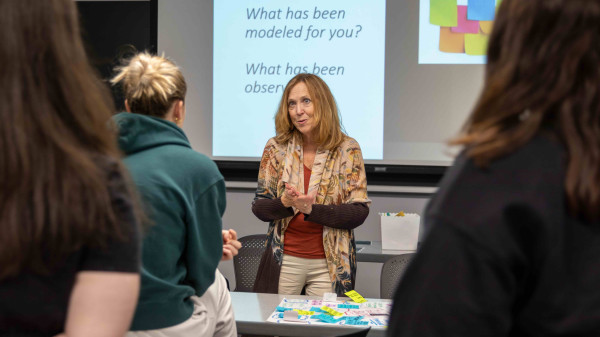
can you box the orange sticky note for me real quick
[480,21,493,34]
[465,33,489,55]
[439,27,464,53]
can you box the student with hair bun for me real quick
[111,52,240,337]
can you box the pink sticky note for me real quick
[451,5,479,34]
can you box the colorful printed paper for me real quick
[430,0,458,27]
[267,298,390,327]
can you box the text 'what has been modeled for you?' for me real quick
[213,0,385,160]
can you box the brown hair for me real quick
[111,52,187,117]
[274,73,346,150]
[0,0,139,278]
[452,0,600,220]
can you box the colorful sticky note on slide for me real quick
[439,27,464,53]
[465,33,488,55]
[452,5,479,33]
[468,0,496,21]
[430,0,458,27]
[480,21,493,34]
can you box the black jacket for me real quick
[388,134,600,337]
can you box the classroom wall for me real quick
[158,0,213,156]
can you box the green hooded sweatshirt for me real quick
[113,112,225,330]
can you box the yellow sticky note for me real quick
[294,309,315,315]
[480,21,493,34]
[465,33,488,55]
[430,0,458,27]
[439,27,464,53]
[321,306,344,316]
[344,290,367,303]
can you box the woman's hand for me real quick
[281,183,299,207]
[221,229,242,261]
[295,190,317,214]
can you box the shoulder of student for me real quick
[427,134,565,235]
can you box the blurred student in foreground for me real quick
[0,0,141,336]
[388,0,600,336]
[112,52,240,337]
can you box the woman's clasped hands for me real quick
[282,183,317,214]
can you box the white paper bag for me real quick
[380,213,420,250]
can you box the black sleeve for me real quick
[251,197,294,222]
[304,202,369,230]
[79,166,141,273]
[387,215,515,337]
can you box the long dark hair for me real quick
[453,0,600,221]
[0,0,138,278]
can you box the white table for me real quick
[356,240,415,263]
[231,292,390,337]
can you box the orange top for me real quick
[283,165,326,259]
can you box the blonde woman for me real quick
[111,53,240,337]
[252,73,371,296]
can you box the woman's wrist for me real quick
[281,195,293,208]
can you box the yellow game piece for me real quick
[344,290,367,303]
[294,309,315,315]
[396,211,405,217]
[320,306,344,316]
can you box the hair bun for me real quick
[111,52,187,117]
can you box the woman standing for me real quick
[252,73,370,296]
[0,0,141,336]
[388,0,600,335]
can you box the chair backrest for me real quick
[233,234,268,292]
[380,253,414,299]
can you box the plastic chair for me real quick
[233,234,268,292]
[380,253,415,299]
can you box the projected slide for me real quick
[419,0,501,64]
[214,0,385,159]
